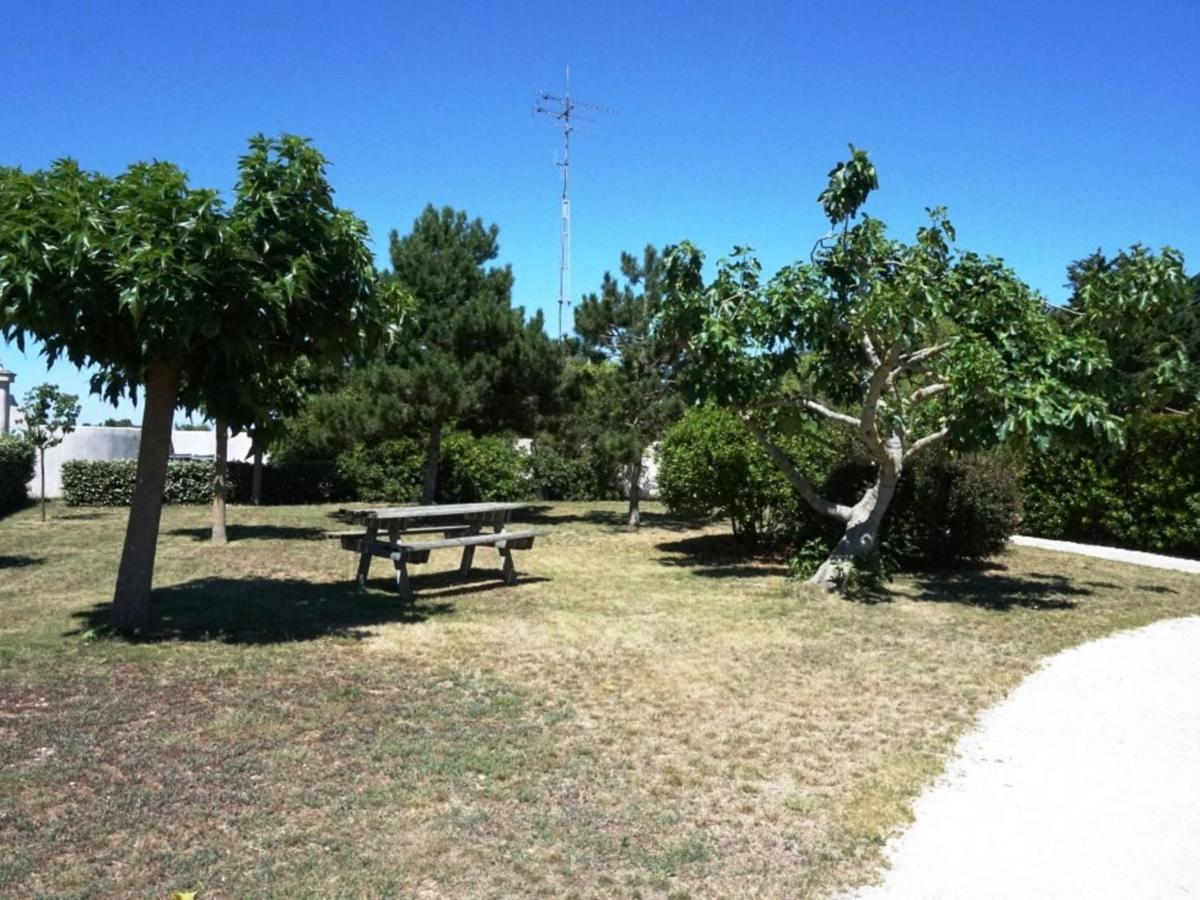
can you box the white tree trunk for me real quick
[809,454,901,589]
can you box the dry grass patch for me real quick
[1,500,1198,898]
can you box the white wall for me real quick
[29,426,256,498]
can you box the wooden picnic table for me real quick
[330,501,544,600]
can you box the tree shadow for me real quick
[0,554,45,570]
[522,505,707,533]
[406,569,551,599]
[905,565,1093,610]
[166,524,327,542]
[654,533,789,579]
[66,577,457,644]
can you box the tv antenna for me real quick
[534,67,614,343]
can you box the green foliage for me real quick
[662,147,1113,582]
[227,460,346,505]
[1020,413,1200,556]
[881,453,1023,564]
[373,206,558,465]
[787,538,830,581]
[0,435,34,513]
[526,437,622,501]
[61,458,350,506]
[438,432,531,503]
[334,438,425,503]
[62,460,140,506]
[573,246,684,471]
[20,384,80,451]
[658,405,841,543]
[1062,245,1199,415]
[660,406,1021,564]
[333,432,531,504]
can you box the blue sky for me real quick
[2,0,1197,422]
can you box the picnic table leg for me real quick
[395,558,414,603]
[458,521,481,575]
[499,545,517,586]
[356,521,379,590]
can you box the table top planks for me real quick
[343,501,530,522]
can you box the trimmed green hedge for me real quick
[59,432,537,507]
[1020,413,1200,556]
[62,458,348,506]
[0,436,35,514]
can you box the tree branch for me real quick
[859,345,899,463]
[894,341,953,379]
[742,417,852,522]
[905,427,950,460]
[909,381,949,404]
[760,396,861,430]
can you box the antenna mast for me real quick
[534,67,613,343]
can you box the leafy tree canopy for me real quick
[1062,245,1198,416]
[0,134,398,630]
[573,245,685,525]
[664,146,1116,587]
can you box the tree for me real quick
[1061,246,1198,416]
[664,147,1116,589]
[574,246,684,526]
[378,205,558,502]
[20,383,80,521]
[0,135,396,631]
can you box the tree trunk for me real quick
[421,422,441,505]
[39,447,46,522]
[627,452,643,529]
[110,359,180,634]
[211,419,228,545]
[250,421,263,506]
[809,463,900,590]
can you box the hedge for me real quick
[1020,413,1200,556]
[0,436,35,514]
[58,431,538,507]
[62,458,348,506]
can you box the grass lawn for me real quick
[2,500,1198,898]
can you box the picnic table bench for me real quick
[327,501,545,601]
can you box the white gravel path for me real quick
[848,616,1200,899]
[1011,535,1200,574]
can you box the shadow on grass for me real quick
[654,533,789,579]
[166,524,327,542]
[67,577,457,644]
[0,554,45,569]
[520,505,705,533]
[906,565,1093,611]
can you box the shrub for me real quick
[335,439,424,503]
[660,405,1022,564]
[228,460,348,505]
[658,405,842,543]
[0,436,35,514]
[438,432,531,503]
[885,453,1023,564]
[527,438,622,501]
[1020,413,1200,556]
